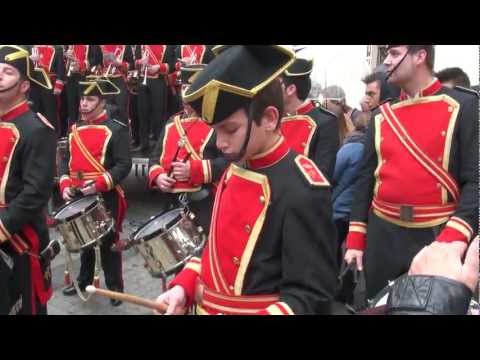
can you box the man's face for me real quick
[79,95,103,117]
[0,63,29,100]
[279,77,296,114]
[213,107,276,162]
[383,46,416,86]
[364,80,381,110]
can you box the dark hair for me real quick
[362,72,383,85]
[352,111,371,132]
[282,75,311,101]
[436,67,471,88]
[408,45,435,71]
[247,77,284,129]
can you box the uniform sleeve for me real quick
[436,94,479,243]
[257,186,338,315]
[0,125,56,242]
[168,256,202,308]
[53,46,66,92]
[122,45,134,71]
[311,113,339,182]
[88,45,102,68]
[95,125,132,192]
[59,133,72,194]
[345,117,378,250]
[147,122,169,189]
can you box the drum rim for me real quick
[130,207,185,243]
[53,195,101,223]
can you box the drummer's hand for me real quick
[156,173,176,192]
[80,181,97,196]
[62,187,75,202]
[154,285,187,315]
[408,238,478,293]
[344,249,364,271]
[30,53,40,62]
[171,162,190,182]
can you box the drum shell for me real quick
[132,209,206,278]
[54,196,114,253]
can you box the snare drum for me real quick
[129,207,206,278]
[53,195,114,253]
[55,138,69,183]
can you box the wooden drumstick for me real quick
[85,286,167,314]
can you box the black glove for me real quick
[386,274,473,315]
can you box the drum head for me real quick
[54,195,99,222]
[133,208,184,242]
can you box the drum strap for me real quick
[173,116,202,161]
[71,124,125,197]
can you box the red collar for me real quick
[247,136,290,170]
[399,78,442,100]
[296,100,315,115]
[86,111,108,125]
[0,101,30,122]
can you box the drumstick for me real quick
[85,286,167,314]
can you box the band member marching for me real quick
[133,45,175,156]
[59,77,132,306]
[155,45,338,315]
[344,45,479,299]
[0,45,57,315]
[28,45,66,134]
[89,45,134,125]
[148,63,229,234]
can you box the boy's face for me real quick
[213,106,279,163]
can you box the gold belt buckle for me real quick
[399,205,414,221]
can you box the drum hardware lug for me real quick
[197,226,203,233]
[188,212,196,220]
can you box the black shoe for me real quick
[110,298,123,307]
[62,283,85,296]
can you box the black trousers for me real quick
[364,211,439,299]
[138,77,167,152]
[107,77,129,125]
[76,191,124,291]
[0,246,47,315]
[29,84,58,133]
[65,73,82,127]
[166,87,181,119]
[129,92,140,145]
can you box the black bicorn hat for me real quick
[0,45,52,89]
[80,76,121,97]
[183,45,295,125]
[284,57,314,77]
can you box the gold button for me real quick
[383,159,386,164]
[229,285,234,291]
[380,137,384,142]
[308,126,312,129]
[448,106,453,112]
[10,137,16,143]
[233,257,240,266]
[259,196,265,204]
[437,157,442,162]
[2,156,8,162]
[436,183,441,188]
[245,224,251,234]
[301,142,306,147]
[441,131,446,137]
